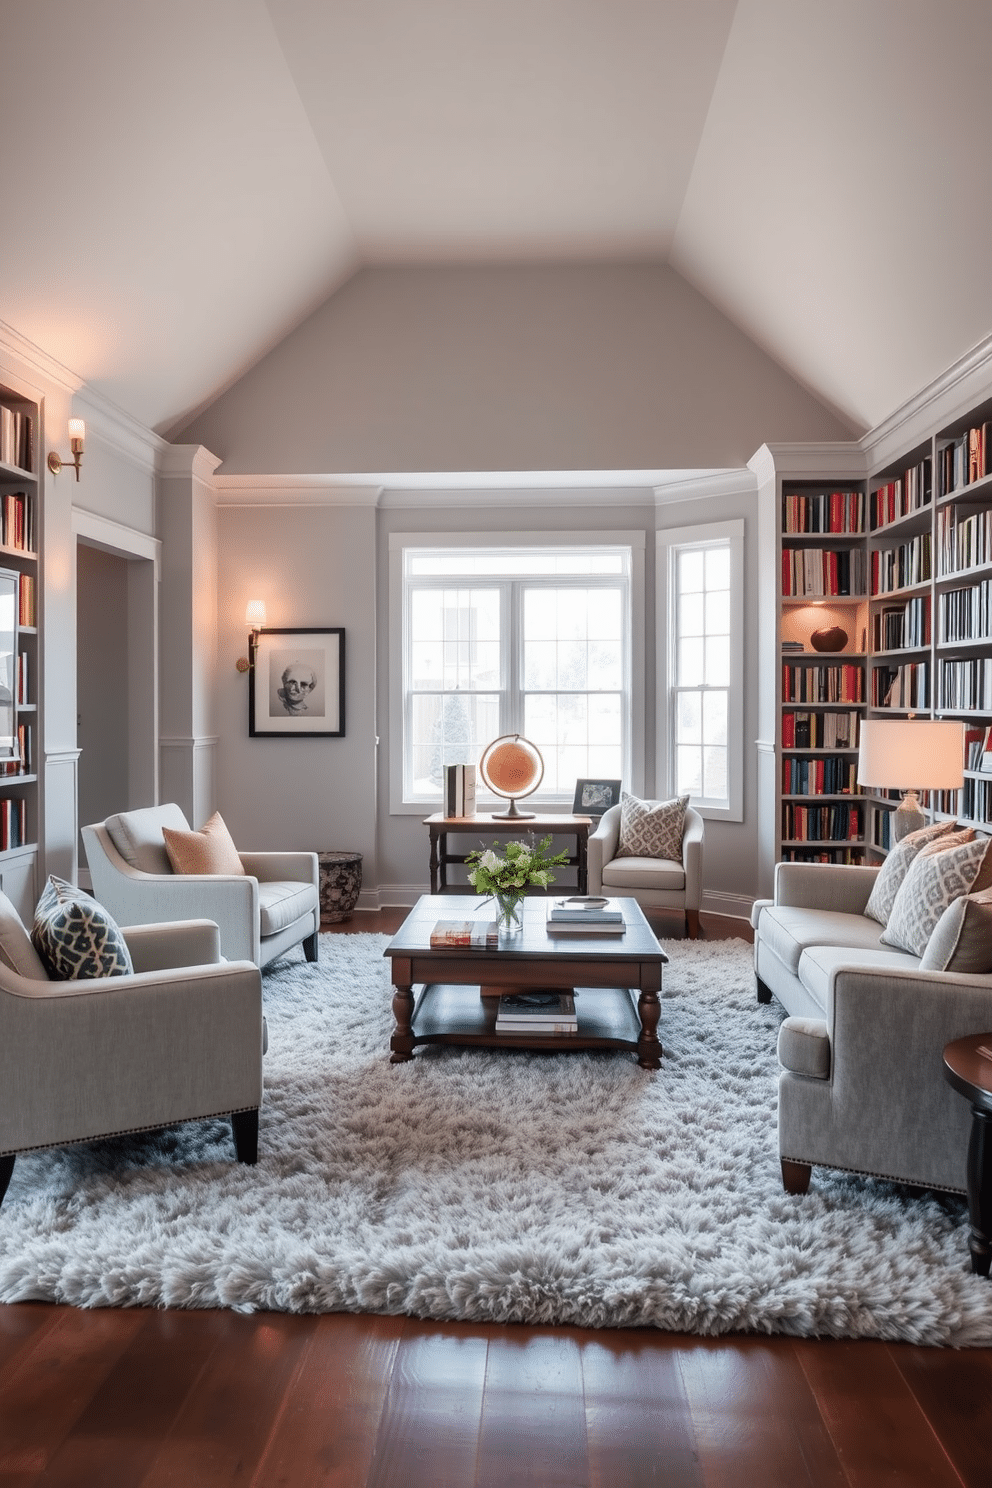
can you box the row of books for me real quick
[781,664,864,704]
[936,505,992,577]
[965,725,992,773]
[0,797,27,852]
[870,459,932,530]
[430,920,498,948]
[782,547,868,598]
[1,492,36,553]
[870,808,893,852]
[871,661,929,710]
[19,573,35,628]
[443,763,476,817]
[871,596,930,652]
[939,422,992,497]
[782,709,860,749]
[0,405,32,473]
[962,776,992,826]
[782,803,862,842]
[782,847,864,865]
[870,533,932,595]
[17,651,28,706]
[494,991,578,1035]
[939,656,992,712]
[781,757,859,797]
[0,724,32,776]
[546,896,625,934]
[939,580,992,645]
[782,490,865,535]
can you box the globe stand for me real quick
[491,797,535,821]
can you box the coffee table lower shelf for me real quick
[397,982,657,1063]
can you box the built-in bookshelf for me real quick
[0,380,40,901]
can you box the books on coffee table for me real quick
[494,990,578,1034]
[546,899,625,934]
[430,920,499,948]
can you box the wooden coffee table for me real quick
[383,895,669,1068]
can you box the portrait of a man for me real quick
[270,651,325,718]
[249,628,345,738]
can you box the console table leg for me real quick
[967,1107,992,1276]
[636,988,662,1070]
[390,984,416,1063]
[429,830,440,896]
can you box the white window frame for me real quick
[656,519,744,822]
[389,531,645,814]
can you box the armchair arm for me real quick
[238,850,319,888]
[122,919,222,973]
[97,865,259,965]
[773,861,878,916]
[587,805,621,895]
[682,808,704,913]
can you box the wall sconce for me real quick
[236,600,267,672]
[47,418,86,480]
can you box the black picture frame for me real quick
[571,778,621,816]
[249,628,345,738]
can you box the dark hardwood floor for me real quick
[2,909,991,1486]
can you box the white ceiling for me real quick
[2,0,991,440]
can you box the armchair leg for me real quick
[0,1153,14,1207]
[303,931,319,963]
[685,909,700,939]
[231,1109,259,1165]
[756,975,773,1005]
[781,1159,812,1195]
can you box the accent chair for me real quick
[587,803,704,938]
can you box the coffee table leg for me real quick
[636,988,662,1070]
[966,1106,992,1276]
[390,984,416,1063]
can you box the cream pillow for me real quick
[162,811,245,876]
[863,819,958,925]
[880,835,992,957]
[615,792,689,861]
[920,887,992,974]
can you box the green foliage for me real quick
[464,834,569,895]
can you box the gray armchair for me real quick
[587,803,704,937]
[82,804,320,969]
[0,895,264,1208]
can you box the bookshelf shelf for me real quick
[0,379,40,885]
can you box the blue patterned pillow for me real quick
[31,876,134,980]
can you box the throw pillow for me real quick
[920,887,992,974]
[880,836,992,958]
[31,876,134,981]
[162,811,245,876]
[615,791,689,861]
[863,819,959,925]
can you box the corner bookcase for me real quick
[0,378,40,913]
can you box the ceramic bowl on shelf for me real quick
[810,626,848,652]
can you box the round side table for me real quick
[943,1033,992,1276]
[318,851,363,923]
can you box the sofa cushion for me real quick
[105,803,190,876]
[601,856,686,892]
[797,944,922,1012]
[919,887,992,974]
[863,819,959,924]
[32,876,134,980]
[881,836,992,957]
[258,880,319,937]
[778,1017,831,1079]
[162,811,245,877]
[615,792,688,860]
[758,905,887,976]
[0,888,49,980]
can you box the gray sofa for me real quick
[752,859,992,1195]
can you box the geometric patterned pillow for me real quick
[880,836,992,958]
[31,876,134,981]
[863,818,960,924]
[615,792,689,860]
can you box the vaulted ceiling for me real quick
[3,0,991,442]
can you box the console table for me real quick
[424,812,592,895]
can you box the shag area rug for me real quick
[2,933,991,1345]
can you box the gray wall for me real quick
[76,545,130,837]
[180,264,855,473]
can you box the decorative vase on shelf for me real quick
[493,890,524,934]
[810,626,848,653]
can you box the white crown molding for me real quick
[72,508,160,569]
[158,444,223,483]
[653,468,756,505]
[0,317,80,399]
[213,474,381,508]
[747,441,866,484]
[862,331,992,472]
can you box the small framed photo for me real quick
[249,628,345,737]
[571,778,621,816]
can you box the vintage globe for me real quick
[479,734,544,819]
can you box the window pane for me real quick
[677,690,701,743]
[676,744,702,795]
[678,591,705,638]
[703,745,728,799]
[410,692,499,795]
[705,546,730,589]
[705,588,730,634]
[678,636,704,682]
[679,549,704,592]
[705,635,730,687]
[702,689,728,746]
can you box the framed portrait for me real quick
[571,778,622,816]
[249,628,345,738]
[0,568,18,760]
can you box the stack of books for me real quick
[429,919,498,948]
[545,897,625,935]
[443,763,476,817]
[494,991,578,1034]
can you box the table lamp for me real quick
[856,718,965,840]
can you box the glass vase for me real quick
[493,890,524,935]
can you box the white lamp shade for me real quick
[857,719,965,791]
[244,599,267,627]
[67,418,85,447]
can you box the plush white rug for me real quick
[2,933,991,1344]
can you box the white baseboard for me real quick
[700,890,753,923]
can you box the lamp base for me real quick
[892,790,925,842]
